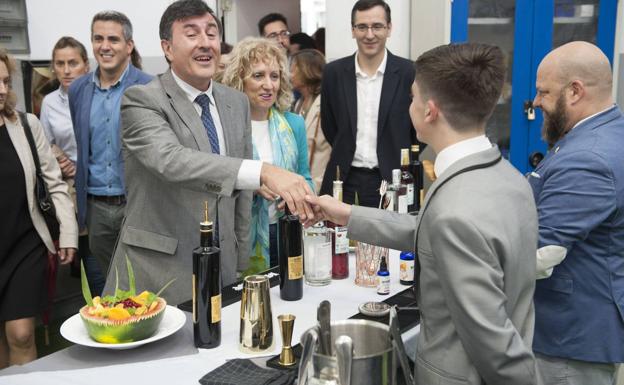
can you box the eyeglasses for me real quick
[266,30,291,40]
[353,23,388,34]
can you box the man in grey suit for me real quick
[307,43,540,385]
[103,0,314,305]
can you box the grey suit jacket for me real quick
[104,71,253,305]
[5,113,78,252]
[349,147,540,385]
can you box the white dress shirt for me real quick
[434,135,492,177]
[171,70,262,190]
[40,87,77,161]
[351,50,388,169]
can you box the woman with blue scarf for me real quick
[222,37,313,274]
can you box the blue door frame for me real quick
[450,0,619,174]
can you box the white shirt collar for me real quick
[570,105,615,130]
[355,49,388,78]
[434,135,492,177]
[171,69,214,104]
[57,86,68,103]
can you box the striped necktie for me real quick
[195,93,220,154]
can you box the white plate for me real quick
[60,305,187,350]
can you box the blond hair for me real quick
[220,37,292,112]
[0,48,17,121]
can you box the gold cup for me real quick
[239,275,274,353]
[278,314,296,366]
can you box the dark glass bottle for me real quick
[400,148,415,212]
[329,167,349,279]
[278,205,303,301]
[192,202,221,348]
[410,145,423,212]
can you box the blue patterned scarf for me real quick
[246,108,298,274]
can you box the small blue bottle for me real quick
[377,256,390,295]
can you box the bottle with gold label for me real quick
[278,204,303,301]
[192,202,221,348]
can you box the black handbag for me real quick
[18,112,61,241]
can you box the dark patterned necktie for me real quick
[195,94,221,154]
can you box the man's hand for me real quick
[260,163,314,220]
[304,194,352,227]
[57,154,76,178]
[58,248,76,265]
[255,184,279,201]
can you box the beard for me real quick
[541,94,569,147]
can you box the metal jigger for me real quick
[278,314,296,366]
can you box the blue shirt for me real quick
[87,65,129,196]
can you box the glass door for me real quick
[451,0,517,159]
[451,0,618,174]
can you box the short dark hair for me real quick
[159,0,222,41]
[351,0,391,26]
[91,11,133,41]
[289,33,317,51]
[414,43,505,130]
[291,49,325,96]
[258,13,288,36]
[51,36,88,65]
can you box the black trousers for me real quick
[343,167,383,208]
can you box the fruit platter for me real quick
[60,256,185,349]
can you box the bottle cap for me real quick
[201,201,213,231]
[400,251,414,260]
[411,144,420,152]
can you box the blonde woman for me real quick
[221,37,313,272]
[0,49,77,367]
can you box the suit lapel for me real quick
[212,83,238,156]
[341,55,358,138]
[160,70,211,152]
[5,118,35,210]
[377,52,399,137]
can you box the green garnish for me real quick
[80,261,93,307]
[126,255,136,296]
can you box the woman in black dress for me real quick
[0,49,78,368]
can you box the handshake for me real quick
[259,163,352,228]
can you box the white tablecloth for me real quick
[0,251,412,384]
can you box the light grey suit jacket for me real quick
[104,71,253,305]
[5,113,78,252]
[349,147,540,385]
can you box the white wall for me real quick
[23,0,174,61]
[410,0,451,59]
[325,0,411,62]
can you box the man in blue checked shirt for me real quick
[69,11,152,290]
[529,41,624,385]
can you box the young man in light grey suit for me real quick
[307,43,541,385]
[103,0,314,305]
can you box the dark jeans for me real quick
[86,199,124,294]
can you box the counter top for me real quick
[0,251,417,384]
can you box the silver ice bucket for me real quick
[299,319,394,385]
